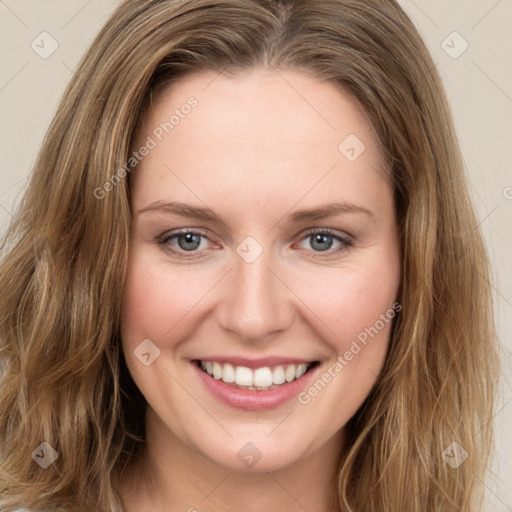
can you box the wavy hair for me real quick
[0,0,499,510]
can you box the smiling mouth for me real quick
[194,360,320,391]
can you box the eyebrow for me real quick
[137,200,373,223]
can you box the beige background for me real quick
[0,0,511,509]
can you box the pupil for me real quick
[179,233,200,251]
[312,234,332,252]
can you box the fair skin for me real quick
[119,67,401,512]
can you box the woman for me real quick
[0,0,499,511]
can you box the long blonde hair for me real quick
[0,0,499,510]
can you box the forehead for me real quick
[130,67,390,217]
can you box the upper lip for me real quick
[192,356,319,369]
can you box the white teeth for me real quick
[295,363,307,379]
[199,360,313,388]
[285,365,296,382]
[254,367,273,387]
[272,365,286,385]
[235,366,253,386]
[212,362,223,380]
[222,363,235,383]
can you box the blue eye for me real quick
[159,230,210,258]
[297,228,353,258]
[170,232,203,251]
[158,228,352,259]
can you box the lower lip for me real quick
[192,362,319,411]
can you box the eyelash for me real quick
[157,228,353,260]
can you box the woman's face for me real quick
[121,67,401,472]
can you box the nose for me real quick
[216,243,295,342]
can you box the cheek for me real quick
[121,240,222,340]
[121,250,208,344]
[291,254,400,362]
[290,262,400,419]
[120,252,210,409]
